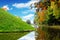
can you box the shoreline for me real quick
[0,30,35,33]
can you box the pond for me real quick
[18,31,35,40]
[0,31,35,40]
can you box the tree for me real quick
[26,20,31,24]
[31,0,60,25]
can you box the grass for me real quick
[0,8,35,32]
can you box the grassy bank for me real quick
[0,8,35,32]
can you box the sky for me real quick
[0,0,39,24]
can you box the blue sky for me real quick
[0,0,38,23]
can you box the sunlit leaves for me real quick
[34,0,60,25]
[38,11,45,23]
[51,1,55,9]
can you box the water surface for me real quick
[0,32,28,40]
[18,31,35,40]
[0,31,35,40]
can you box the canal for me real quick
[0,31,35,40]
[18,31,35,40]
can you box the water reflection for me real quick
[18,31,35,40]
[0,31,35,40]
[0,32,29,40]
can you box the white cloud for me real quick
[13,3,27,8]
[2,5,10,10]
[22,11,28,14]
[2,5,13,10]
[22,14,34,24]
[12,0,39,8]
[23,14,34,20]
[22,8,36,14]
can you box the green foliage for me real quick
[34,0,60,25]
[0,8,34,32]
[40,5,60,25]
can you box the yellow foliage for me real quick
[42,6,47,10]
[39,2,43,8]
[50,0,55,2]
[38,11,45,22]
[38,12,41,17]
[40,11,45,16]
[59,0,60,2]
[44,0,47,2]
[51,1,55,9]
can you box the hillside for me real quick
[0,8,34,32]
